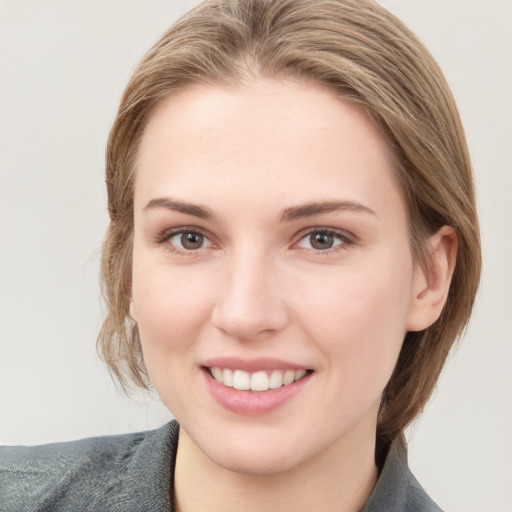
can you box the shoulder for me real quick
[362,436,444,512]
[0,420,179,512]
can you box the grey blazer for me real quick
[0,420,443,511]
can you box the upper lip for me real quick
[202,357,310,372]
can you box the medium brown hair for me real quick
[98,0,481,462]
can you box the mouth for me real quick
[202,360,314,415]
[205,367,313,392]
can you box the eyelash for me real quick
[154,227,355,255]
[294,228,354,254]
[154,227,213,256]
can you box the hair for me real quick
[98,0,481,465]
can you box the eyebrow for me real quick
[144,197,376,222]
[144,198,214,219]
[280,201,376,221]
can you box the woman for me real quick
[0,0,481,510]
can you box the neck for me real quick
[173,424,378,512]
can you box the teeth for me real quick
[233,370,250,390]
[223,368,233,387]
[282,370,295,386]
[294,369,306,381]
[209,367,308,392]
[250,371,269,391]
[211,367,223,381]
[269,369,283,389]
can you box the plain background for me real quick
[0,1,511,510]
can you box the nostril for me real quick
[211,307,289,342]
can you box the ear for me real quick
[406,226,457,332]
[129,299,138,323]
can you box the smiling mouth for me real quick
[206,367,312,392]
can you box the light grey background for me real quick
[1,1,511,511]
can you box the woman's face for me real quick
[131,79,425,474]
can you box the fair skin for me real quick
[130,79,455,512]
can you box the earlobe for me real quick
[406,226,458,332]
[129,299,138,323]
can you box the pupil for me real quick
[181,232,203,250]
[311,232,333,250]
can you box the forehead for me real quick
[134,79,403,219]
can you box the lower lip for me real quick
[203,369,312,416]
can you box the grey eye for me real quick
[181,232,204,249]
[309,232,335,250]
[296,230,345,251]
[169,231,207,250]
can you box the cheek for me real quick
[297,262,413,383]
[131,264,217,415]
[131,262,213,368]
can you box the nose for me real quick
[211,251,290,341]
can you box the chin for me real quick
[180,418,310,476]
[206,441,303,476]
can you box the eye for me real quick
[156,228,214,253]
[296,229,350,251]
[170,231,208,250]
